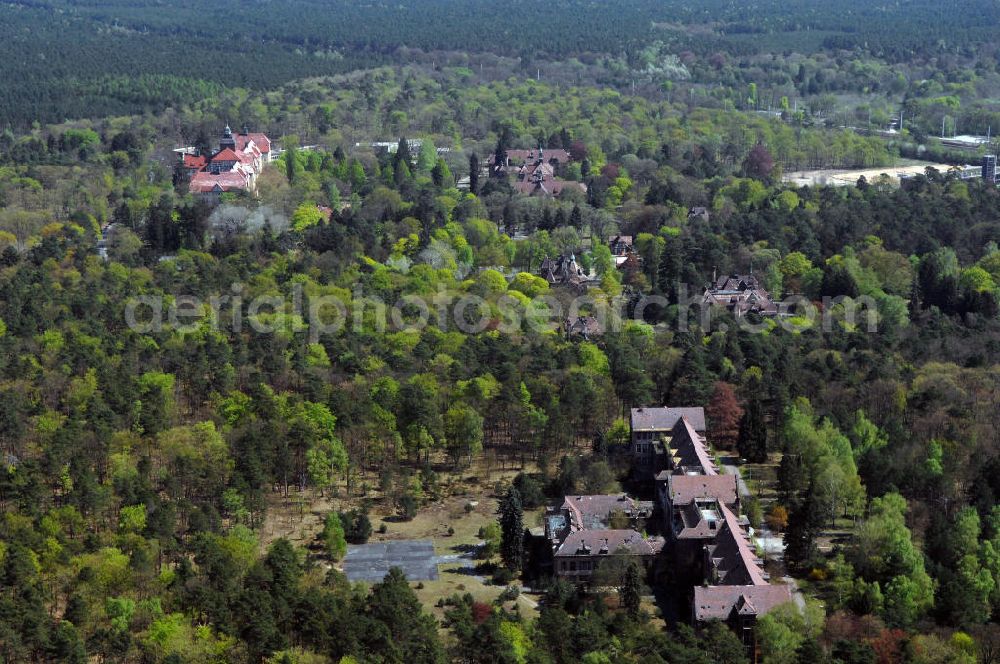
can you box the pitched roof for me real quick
[513,178,586,197]
[183,154,207,170]
[715,274,761,291]
[706,502,767,586]
[504,148,572,164]
[673,499,725,540]
[668,474,738,507]
[212,148,240,162]
[189,171,249,193]
[670,417,717,475]
[693,584,793,622]
[236,132,271,154]
[566,315,604,338]
[519,161,555,180]
[608,235,634,256]
[631,406,706,432]
[561,494,639,530]
[554,529,664,557]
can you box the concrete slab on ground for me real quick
[344,539,439,582]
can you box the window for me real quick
[569,561,577,571]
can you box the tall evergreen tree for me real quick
[738,396,768,462]
[366,567,446,663]
[738,369,768,463]
[493,126,512,171]
[621,561,642,619]
[657,237,683,300]
[785,482,822,568]
[469,153,479,194]
[569,204,583,229]
[671,345,715,405]
[498,486,524,571]
[431,158,452,188]
[284,144,299,183]
[394,136,412,169]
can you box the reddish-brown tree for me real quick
[568,139,588,162]
[743,143,775,181]
[706,381,743,450]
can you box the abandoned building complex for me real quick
[537,404,791,662]
[544,494,662,584]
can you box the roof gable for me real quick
[631,406,706,432]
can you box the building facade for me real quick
[179,125,272,202]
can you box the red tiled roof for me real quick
[234,133,270,155]
[189,171,249,193]
[519,161,555,180]
[242,132,271,154]
[212,148,240,163]
[183,154,207,170]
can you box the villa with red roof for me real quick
[178,125,272,202]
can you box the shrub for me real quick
[492,567,514,585]
[498,585,520,602]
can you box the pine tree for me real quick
[393,158,411,185]
[738,395,768,462]
[194,127,212,157]
[284,144,298,183]
[671,345,715,405]
[738,369,768,463]
[498,486,524,571]
[431,158,451,188]
[366,567,446,663]
[493,126,512,168]
[621,561,642,619]
[394,136,412,169]
[657,237,683,300]
[569,204,583,229]
[785,482,822,568]
[540,208,554,232]
[469,153,479,194]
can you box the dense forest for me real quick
[8,0,1000,133]
[4,2,1000,663]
